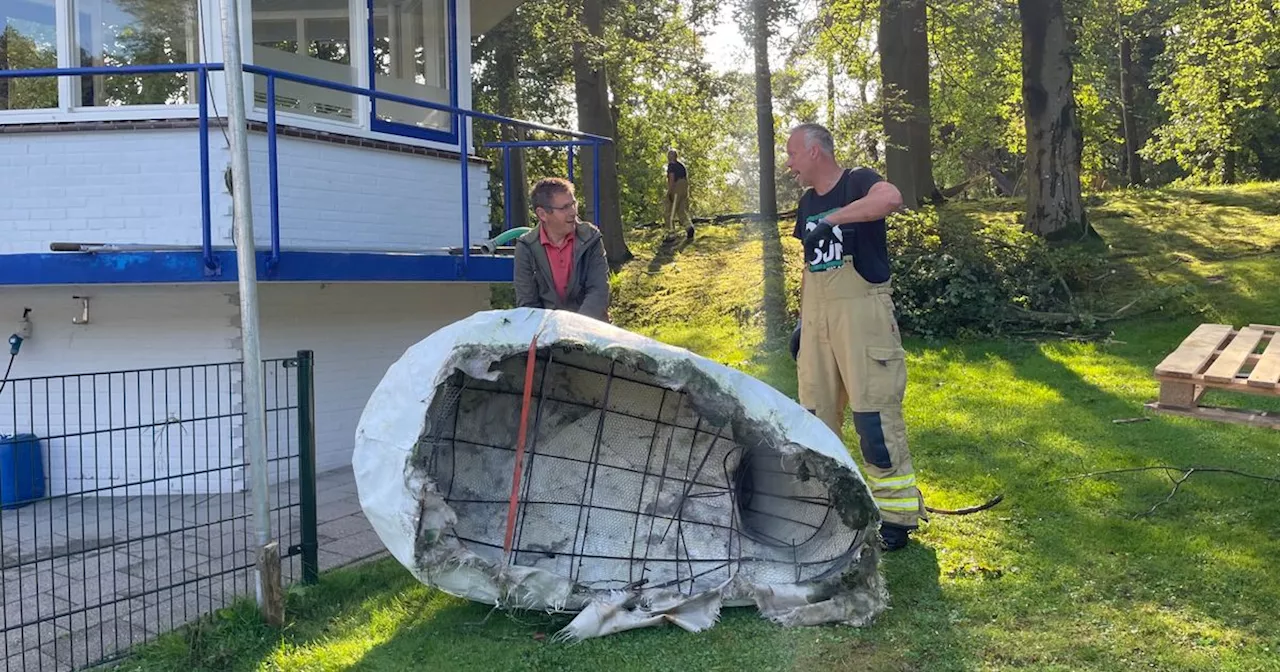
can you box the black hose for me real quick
[0,352,15,398]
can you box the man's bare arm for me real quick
[822,181,904,226]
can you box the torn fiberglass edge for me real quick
[352,307,888,641]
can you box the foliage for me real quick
[885,204,1107,339]
[471,0,755,232]
[924,0,1023,193]
[0,26,58,110]
[1141,0,1280,184]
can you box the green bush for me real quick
[886,206,1108,339]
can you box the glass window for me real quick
[1,0,59,110]
[251,0,355,121]
[73,0,202,106]
[371,0,450,132]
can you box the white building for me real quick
[0,0,568,494]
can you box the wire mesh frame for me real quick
[0,356,310,672]
[416,345,864,599]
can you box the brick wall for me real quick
[0,282,491,495]
[0,286,244,496]
[241,131,491,252]
[0,129,217,255]
[257,282,490,473]
[0,125,492,256]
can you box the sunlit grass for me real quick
[117,185,1280,671]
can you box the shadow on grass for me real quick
[1093,189,1280,264]
[645,235,694,275]
[123,551,962,672]
[906,338,1280,666]
[1160,184,1280,218]
[342,548,961,671]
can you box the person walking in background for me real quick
[665,149,694,241]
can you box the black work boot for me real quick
[880,523,912,552]
[686,225,695,240]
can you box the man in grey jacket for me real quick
[513,177,612,322]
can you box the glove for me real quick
[803,218,835,248]
[789,324,802,361]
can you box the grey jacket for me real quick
[513,221,611,322]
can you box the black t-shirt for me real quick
[667,160,688,181]
[791,167,891,283]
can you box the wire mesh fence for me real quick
[0,352,318,672]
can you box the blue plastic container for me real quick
[0,433,45,510]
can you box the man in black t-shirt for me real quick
[665,149,693,240]
[784,123,925,551]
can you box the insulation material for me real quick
[353,308,888,640]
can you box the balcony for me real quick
[0,62,610,286]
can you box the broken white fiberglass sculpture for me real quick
[352,308,887,641]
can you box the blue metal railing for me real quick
[483,139,603,232]
[0,62,611,279]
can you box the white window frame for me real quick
[0,0,473,155]
[0,0,211,122]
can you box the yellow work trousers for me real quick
[797,260,926,528]
[666,179,690,233]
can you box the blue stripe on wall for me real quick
[0,250,514,285]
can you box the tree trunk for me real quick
[493,22,529,227]
[859,78,879,163]
[878,0,938,208]
[752,0,787,344]
[1220,22,1237,185]
[1118,26,1142,186]
[826,58,836,131]
[1019,0,1093,241]
[753,0,778,219]
[0,33,10,110]
[573,0,632,264]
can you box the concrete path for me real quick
[1,467,386,672]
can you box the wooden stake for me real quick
[257,541,285,627]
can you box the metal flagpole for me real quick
[218,0,281,623]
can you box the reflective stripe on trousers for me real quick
[797,259,926,527]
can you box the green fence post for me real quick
[296,349,320,584]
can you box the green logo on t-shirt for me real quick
[803,208,845,272]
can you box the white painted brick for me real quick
[257,282,490,473]
[0,286,242,496]
[237,133,491,252]
[2,127,491,256]
[0,282,489,493]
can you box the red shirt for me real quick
[539,225,575,304]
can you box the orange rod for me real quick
[503,336,540,563]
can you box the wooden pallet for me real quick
[1146,323,1280,429]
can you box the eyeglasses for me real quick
[544,200,578,213]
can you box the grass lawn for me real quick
[116,183,1280,671]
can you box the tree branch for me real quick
[1046,465,1280,519]
[1046,465,1280,485]
[1134,468,1194,519]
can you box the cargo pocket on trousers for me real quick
[863,346,907,407]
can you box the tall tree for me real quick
[574,0,633,264]
[1118,19,1143,185]
[491,16,530,226]
[879,0,939,207]
[732,0,790,343]
[1019,0,1093,240]
[751,0,779,219]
